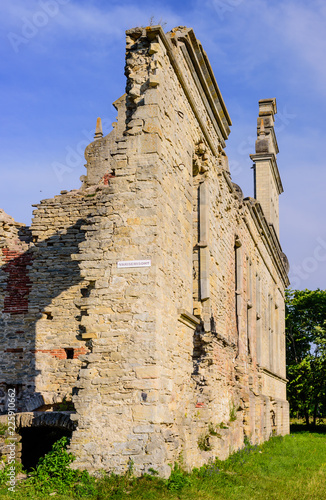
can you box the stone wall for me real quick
[0,25,289,476]
[0,210,34,412]
[70,26,289,475]
[0,201,89,412]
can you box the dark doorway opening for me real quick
[20,427,72,471]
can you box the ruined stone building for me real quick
[0,26,290,475]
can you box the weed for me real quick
[0,424,7,436]
[178,450,185,467]
[229,401,238,422]
[167,463,191,491]
[57,395,75,411]
[243,434,251,446]
[0,460,23,487]
[148,467,159,475]
[208,422,221,437]
[195,460,221,477]
[198,433,212,451]
[148,15,167,28]
[226,436,259,466]
[127,457,134,477]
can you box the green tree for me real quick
[285,289,326,426]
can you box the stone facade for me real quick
[0,25,289,476]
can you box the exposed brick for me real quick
[2,249,32,315]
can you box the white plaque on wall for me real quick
[117,260,151,269]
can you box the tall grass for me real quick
[0,429,325,499]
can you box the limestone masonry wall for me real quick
[0,25,289,476]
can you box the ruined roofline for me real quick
[221,172,289,289]
[170,27,232,133]
[142,25,231,150]
[244,197,290,289]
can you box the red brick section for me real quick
[31,347,88,359]
[2,249,32,315]
[73,347,88,359]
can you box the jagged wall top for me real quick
[126,24,232,150]
[81,25,232,189]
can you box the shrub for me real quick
[22,436,96,497]
[167,463,191,491]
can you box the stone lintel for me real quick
[259,366,288,383]
[81,333,97,340]
[212,332,237,349]
[178,309,201,329]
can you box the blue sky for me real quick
[1,0,326,290]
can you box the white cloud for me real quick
[193,0,326,95]
[263,1,326,94]
[1,1,182,44]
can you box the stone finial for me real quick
[94,117,103,140]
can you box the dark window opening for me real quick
[20,427,72,471]
[65,348,74,360]
[81,281,95,297]
[45,312,53,320]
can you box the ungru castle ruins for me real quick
[0,25,290,476]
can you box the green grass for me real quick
[0,430,325,499]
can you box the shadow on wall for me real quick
[0,219,88,414]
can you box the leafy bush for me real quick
[22,436,96,497]
[166,463,191,491]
